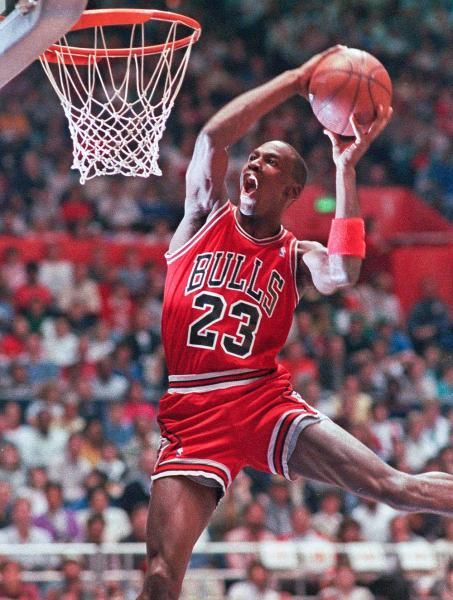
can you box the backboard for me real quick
[0,0,87,90]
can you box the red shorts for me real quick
[152,366,324,497]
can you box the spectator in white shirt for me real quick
[49,431,92,505]
[77,485,131,543]
[404,410,437,472]
[227,560,281,600]
[0,497,53,569]
[351,498,400,543]
[38,242,73,296]
[42,316,79,367]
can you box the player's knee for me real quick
[141,554,180,600]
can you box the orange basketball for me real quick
[308,48,392,136]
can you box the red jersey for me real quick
[162,202,299,393]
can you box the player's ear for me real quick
[284,183,302,206]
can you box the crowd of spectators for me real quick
[0,0,453,598]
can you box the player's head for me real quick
[240,140,307,218]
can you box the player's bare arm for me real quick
[169,45,345,254]
[297,104,393,295]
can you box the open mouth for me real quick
[243,174,258,195]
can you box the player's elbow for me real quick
[328,257,361,288]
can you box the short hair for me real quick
[289,146,308,189]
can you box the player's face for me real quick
[239,141,297,217]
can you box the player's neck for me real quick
[237,210,281,239]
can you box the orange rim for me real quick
[42,9,201,64]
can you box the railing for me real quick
[2,540,452,600]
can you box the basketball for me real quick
[308,48,392,136]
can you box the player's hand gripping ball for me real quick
[308,47,392,136]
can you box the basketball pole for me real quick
[0,0,87,90]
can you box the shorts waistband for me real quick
[168,367,276,394]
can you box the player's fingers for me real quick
[323,129,339,148]
[350,114,366,142]
[368,105,392,138]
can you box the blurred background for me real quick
[0,1,452,599]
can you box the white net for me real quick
[40,18,197,184]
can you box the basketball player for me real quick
[137,46,452,600]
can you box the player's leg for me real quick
[137,476,218,600]
[288,418,453,516]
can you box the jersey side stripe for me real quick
[289,238,300,305]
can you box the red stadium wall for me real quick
[283,185,452,242]
[391,246,453,314]
[0,186,451,315]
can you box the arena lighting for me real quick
[314,196,336,213]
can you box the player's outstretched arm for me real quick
[169,46,345,254]
[300,104,392,294]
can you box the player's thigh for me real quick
[146,476,218,568]
[288,418,399,499]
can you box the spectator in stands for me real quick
[0,441,26,490]
[80,419,104,467]
[438,363,453,407]
[91,357,128,404]
[16,465,48,517]
[57,263,101,320]
[77,485,131,543]
[42,316,79,368]
[121,413,157,471]
[119,502,148,570]
[329,374,373,429]
[337,517,363,543]
[119,447,156,515]
[38,242,73,297]
[408,277,452,353]
[0,314,30,359]
[122,381,154,425]
[103,403,134,449]
[422,399,450,452]
[311,490,343,541]
[46,558,89,600]
[0,480,13,529]
[403,410,437,473]
[389,514,423,543]
[260,476,294,538]
[227,560,281,600]
[286,505,325,542]
[0,497,52,569]
[60,186,94,236]
[87,320,116,363]
[97,441,127,499]
[318,334,347,393]
[84,511,106,545]
[14,261,53,311]
[19,406,68,468]
[351,498,400,543]
[433,559,453,600]
[24,333,59,386]
[224,501,277,569]
[50,431,92,506]
[33,481,81,542]
[319,563,375,600]
[118,248,146,296]
[0,559,41,600]
[0,246,26,293]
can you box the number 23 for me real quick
[187,292,261,358]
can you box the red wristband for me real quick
[327,218,366,258]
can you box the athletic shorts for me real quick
[152,365,325,498]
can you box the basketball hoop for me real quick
[39,9,201,183]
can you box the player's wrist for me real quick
[327,217,365,258]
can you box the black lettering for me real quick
[246,258,263,303]
[226,254,246,291]
[208,252,234,288]
[262,270,285,317]
[185,253,213,294]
